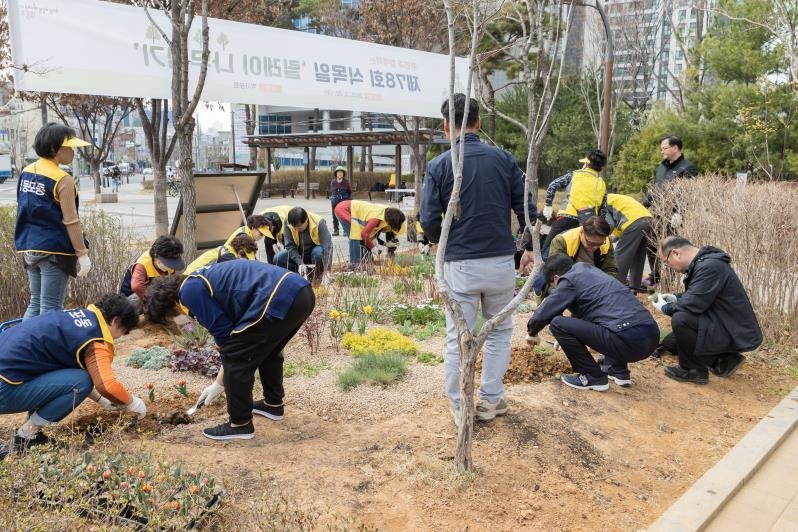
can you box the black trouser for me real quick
[661,311,737,370]
[549,316,660,377]
[541,216,579,259]
[219,286,316,424]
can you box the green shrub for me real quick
[284,359,330,378]
[0,206,27,321]
[417,352,444,365]
[390,303,444,326]
[333,272,379,288]
[336,353,408,390]
[126,346,171,370]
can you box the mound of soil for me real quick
[505,345,573,384]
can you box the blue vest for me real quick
[14,159,80,255]
[0,305,113,384]
[180,260,309,342]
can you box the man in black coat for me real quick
[527,255,660,391]
[643,135,699,287]
[653,236,763,384]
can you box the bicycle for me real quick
[167,178,180,197]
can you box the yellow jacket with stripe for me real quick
[559,168,606,218]
[605,194,651,238]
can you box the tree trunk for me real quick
[480,70,496,142]
[310,146,317,171]
[245,104,258,169]
[153,166,169,236]
[177,127,197,261]
[90,160,101,194]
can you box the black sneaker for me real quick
[252,400,284,421]
[13,432,54,456]
[709,354,746,378]
[202,421,254,441]
[664,366,709,385]
[561,373,609,391]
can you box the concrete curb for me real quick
[648,385,798,532]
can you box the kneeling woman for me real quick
[0,294,146,457]
[145,260,315,441]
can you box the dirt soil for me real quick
[1,303,794,530]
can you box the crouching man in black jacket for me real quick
[653,236,762,384]
[527,255,660,390]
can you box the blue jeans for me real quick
[0,369,92,423]
[338,219,364,264]
[443,255,516,407]
[273,246,326,273]
[23,253,70,320]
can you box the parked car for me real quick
[142,168,153,178]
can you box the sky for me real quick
[195,102,231,133]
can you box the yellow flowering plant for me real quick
[341,328,419,358]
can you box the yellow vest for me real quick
[259,204,293,241]
[560,227,610,257]
[287,211,322,246]
[560,168,606,217]
[350,200,390,240]
[225,224,260,244]
[606,194,651,237]
[134,250,175,278]
[185,243,255,274]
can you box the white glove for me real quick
[298,264,309,277]
[385,238,400,250]
[653,295,669,314]
[670,212,683,228]
[197,382,224,406]
[125,395,147,419]
[418,243,431,255]
[526,334,541,346]
[661,293,677,303]
[77,254,92,278]
[542,205,553,219]
[97,396,123,411]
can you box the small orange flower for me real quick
[127,466,134,475]
[170,500,181,511]
[85,464,96,475]
[155,474,165,483]
[138,470,146,479]
[177,379,186,386]
[201,477,209,485]
[102,470,111,480]
[146,383,153,390]
[190,485,199,494]
[120,481,130,489]
[141,483,152,493]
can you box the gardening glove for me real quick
[197,382,224,406]
[125,396,147,419]
[670,212,683,228]
[77,254,92,278]
[418,242,431,255]
[385,238,400,250]
[97,396,124,411]
[660,293,678,303]
[542,205,553,219]
[298,264,309,277]
[526,334,541,346]
[652,294,669,314]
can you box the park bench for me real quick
[291,182,320,199]
[260,183,290,199]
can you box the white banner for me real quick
[8,0,471,117]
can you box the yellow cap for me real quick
[61,136,91,148]
[257,225,274,240]
[578,157,590,164]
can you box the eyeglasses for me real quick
[660,145,675,152]
[584,237,606,247]
[663,248,675,267]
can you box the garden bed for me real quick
[0,256,795,529]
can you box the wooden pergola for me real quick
[243,129,439,199]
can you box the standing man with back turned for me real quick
[421,93,535,427]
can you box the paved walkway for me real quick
[649,386,798,532]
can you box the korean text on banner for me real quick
[7,0,471,117]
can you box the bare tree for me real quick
[140,0,210,260]
[43,94,133,194]
[244,103,258,169]
[439,0,571,471]
[135,97,176,236]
